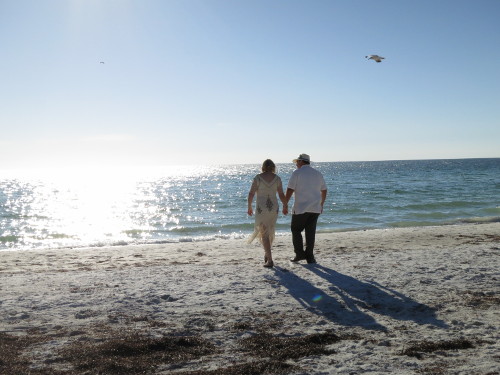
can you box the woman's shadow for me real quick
[273,264,448,331]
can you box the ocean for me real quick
[1,158,499,251]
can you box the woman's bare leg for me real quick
[262,236,273,266]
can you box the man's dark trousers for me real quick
[291,212,320,260]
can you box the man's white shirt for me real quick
[287,165,327,215]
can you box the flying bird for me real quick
[365,55,385,63]
[100,61,105,64]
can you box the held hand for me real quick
[247,207,253,216]
[282,206,288,215]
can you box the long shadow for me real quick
[273,264,448,331]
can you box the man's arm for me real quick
[320,189,327,213]
[285,188,294,203]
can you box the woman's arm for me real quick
[247,178,258,216]
[278,178,288,215]
[247,191,255,216]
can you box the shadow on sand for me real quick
[273,264,448,331]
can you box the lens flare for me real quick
[312,294,323,303]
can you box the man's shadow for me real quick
[273,264,448,331]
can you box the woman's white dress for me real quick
[247,174,282,245]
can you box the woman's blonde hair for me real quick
[261,159,276,173]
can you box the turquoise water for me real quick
[0,158,499,251]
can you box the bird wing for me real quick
[366,55,385,62]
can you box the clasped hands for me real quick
[247,205,288,216]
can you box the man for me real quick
[285,153,327,264]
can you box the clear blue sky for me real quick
[1,0,499,169]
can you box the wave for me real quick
[2,218,498,252]
[401,201,481,210]
[317,215,500,234]
[0,235,19,244]
[455,216,500,224]
[122,223,255,236]
[388,216,500,228]
[481,207,500,215]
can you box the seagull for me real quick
[100,61,105,64]
[365,55,385,63]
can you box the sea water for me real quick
[0,158,499,251]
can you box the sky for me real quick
[0,0,499,169]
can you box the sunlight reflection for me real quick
[1,164,254,249]
[1,165,222,249]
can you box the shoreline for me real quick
[2,218,499,254]
[1,222,499,374]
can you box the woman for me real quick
[247,159,288,267]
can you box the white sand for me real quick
[1,223,499,374]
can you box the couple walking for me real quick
[247,154,328,268]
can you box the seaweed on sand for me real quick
[174,331,353,375]
[462,291,499,309]
[402,339,474,359]
[59,329,215,374]
[0,332,60,375]
[240,331,348,360]
[174,361,296,375]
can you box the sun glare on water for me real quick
[1,165,218,249]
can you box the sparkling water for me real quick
[1,159,498,251]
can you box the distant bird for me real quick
[365,55,385,63]
[100,61,105,64]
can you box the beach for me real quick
[1,223,499,374]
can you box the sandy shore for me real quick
[1,223,499,374]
